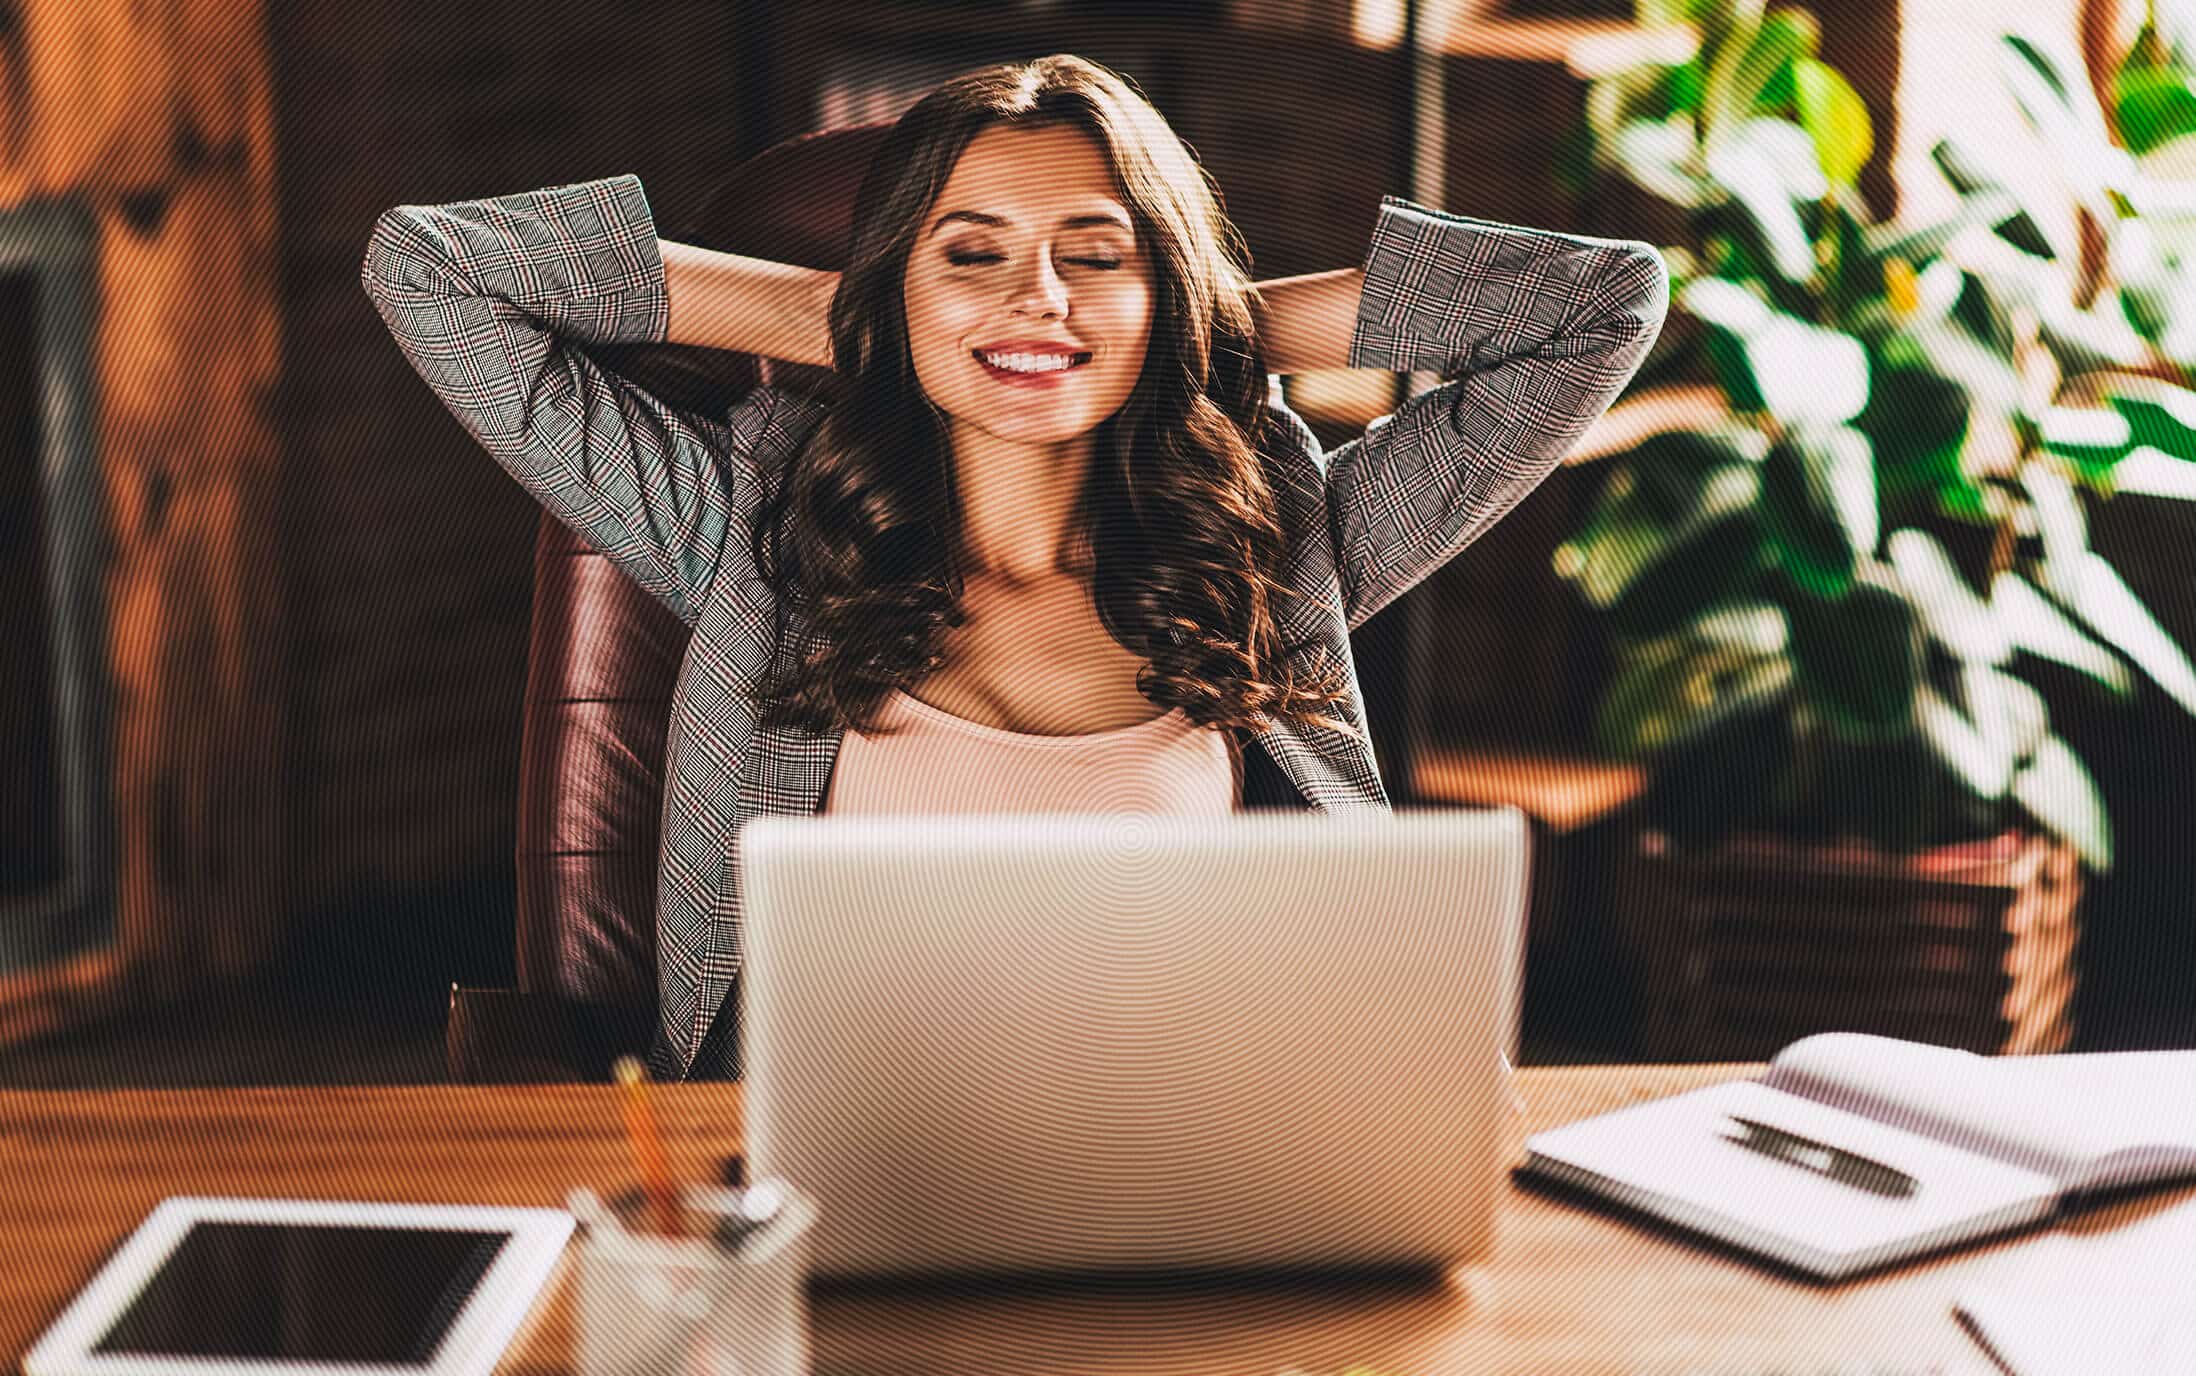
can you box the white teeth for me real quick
[979,350,1080,373]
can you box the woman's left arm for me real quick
[1248,266,1363,378]
[1259,196,1669,634]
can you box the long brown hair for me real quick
[757,54,1356,738]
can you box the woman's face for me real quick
[902,123,1155,453]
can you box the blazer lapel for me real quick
[1251,586,1391,812]
[682,595,846,1079]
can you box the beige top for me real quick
[822,688,1242,815]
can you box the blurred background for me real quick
[4,0,2194,1087]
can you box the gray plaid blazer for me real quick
[361,173,1667,1081]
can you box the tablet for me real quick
[24,1196,576,1376]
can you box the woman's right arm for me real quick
[360,173,828,627]
[661,239,837,368]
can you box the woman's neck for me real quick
[950,427,1095,583]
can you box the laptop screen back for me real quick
[739,809,1529,1280]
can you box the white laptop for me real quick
[737,807,1530,1281]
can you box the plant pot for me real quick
[1610,825,2082,1062]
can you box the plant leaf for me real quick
[2113,62,2196,154]
[1864,189,2020,271]
[1970,661,2051,761]
[1733,116,1830,200]
[1678,277,1775,409]
[1997,30,2132,223]
[1930,137,2070,260]
[1608,510,1770,639]
[1680,275,1774,334]
[1855,360,1970,510]
[2110,447,2196,497]
[1747,314,1871,424]
[1627,428,1766,523]
[2009,733,2114,871]
[1596,630,1792,756]
[1612,116,1720,209]
[1904,318,2023,417]
[1557,447,1761,608]
[2063,549,2196,717]
[1885,528,2011,662]
[2105,377,2196,461]
[1917,681,2015,798]
[1791,57,1873,187]
[1705,135,1817,280]
[1760,425,1876,596]
[2019,459,2090,604]
[1701,7,1817,151]
[2039,405,2138,482]
[1781,576,1919,742]
[1990,569,2136,695]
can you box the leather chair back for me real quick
[451,124,892,1081]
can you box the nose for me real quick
[1004,252,1070,318]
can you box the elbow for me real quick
[359,205,444,306]
[1616,241,1672,348]
[359,208,406,302]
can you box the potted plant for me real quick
[1555,0,2196,1058]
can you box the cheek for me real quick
[1102,294,1156,370]
[905,288,980,360]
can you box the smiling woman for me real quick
[742,56,1377,750]
[360,51,1668,1077]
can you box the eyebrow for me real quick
[927,210,1134,239]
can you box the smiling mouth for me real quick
[971,349,1093,374]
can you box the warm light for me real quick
[1354,0,1406,49]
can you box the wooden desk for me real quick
[9,1066,2192,1374]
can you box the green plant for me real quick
[1553,1,2196,872]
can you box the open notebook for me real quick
[1518,1032,2196,1280]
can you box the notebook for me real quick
[1516,1032,2196,1280]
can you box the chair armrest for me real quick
[446,985,656,1083]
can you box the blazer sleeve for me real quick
[359,172,790,627]
[1325,195,1669,633]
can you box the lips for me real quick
[971,348,1091,384]
[975,339,1088,356]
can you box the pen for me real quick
[1720,1115,1919,1199]
[614,1055,686,1236]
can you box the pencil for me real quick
[613,1055,685,1236]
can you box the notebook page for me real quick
[1765,1034,2119,1183]
[1992,1052,2196,1138]
[1523,1078,2057,1278]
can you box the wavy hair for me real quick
[750,53,1355,739]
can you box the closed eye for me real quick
[947,252,1121,270]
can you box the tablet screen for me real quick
[88,1221,510,1365]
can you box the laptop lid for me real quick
[739,808,1529,1280]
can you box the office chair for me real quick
[446,121,893,1083]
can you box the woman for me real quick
[361,54,1668,1081]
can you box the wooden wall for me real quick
[266,0,748,983]
[0,0,287,1044]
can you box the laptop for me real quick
[737,807,1530,1281]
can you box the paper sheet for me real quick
[1957,1193,2196,1374]
[1957,1288,2196,1374]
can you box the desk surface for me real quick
[8,1065,2192,1375]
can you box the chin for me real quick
[978,412,1107,442]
